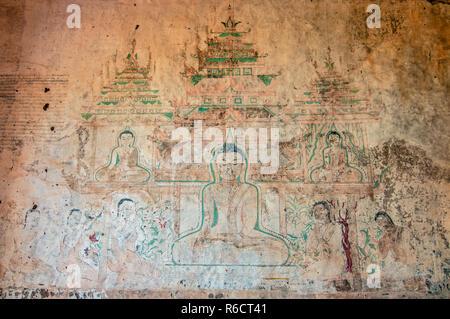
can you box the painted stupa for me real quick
[82,39,173,123]
[181,8,281,123]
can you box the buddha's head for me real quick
[212,143,246,182]
[312,201,332,225]
[118,130,135,147]
[24,209,40,230]
[375,211,395,229]
[326,131,342,147]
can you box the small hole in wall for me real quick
[43,103,49,111]
[44,88,50,93]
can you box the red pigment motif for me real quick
[89,233,99,242]
[333,201,357,273]
[159,219,167,229]
[338,216,352,273]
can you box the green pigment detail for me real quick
[257,74,278,86]
[163,112,174,119]
[190,75,206,86]
[211,201,218,228]
[236,57,256,62]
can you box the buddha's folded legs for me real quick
[172,235,289,265]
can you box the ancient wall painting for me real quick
[105,194,176,289]
[9,208,55,286]
[95,129,151,183]
[1,1,447,299]
[180,12,281,124]
[4,192,178,290]
[66,9,385,291]
[70,40,178,190]
[172,143,290,266]
[308,126,365,184]
[285,59,381,122]
[4,200,106,289]
[282,58,380,192]
[80,39,174,125]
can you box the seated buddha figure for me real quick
[95,130,151,183]
[172,143,290,265]
[310,131,362,183]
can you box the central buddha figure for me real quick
[172,143,289,265]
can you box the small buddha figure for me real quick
[125,39,139,70]
[310,131,363,183]
[172,143,289,265]
[95,130,151,183]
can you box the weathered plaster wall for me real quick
[0,0,448,298]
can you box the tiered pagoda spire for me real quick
[81,40,173,122]
[287,56,380,122]
[183,10,281,122]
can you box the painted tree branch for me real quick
[328,200,357,273]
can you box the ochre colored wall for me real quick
[0,0,448,298]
